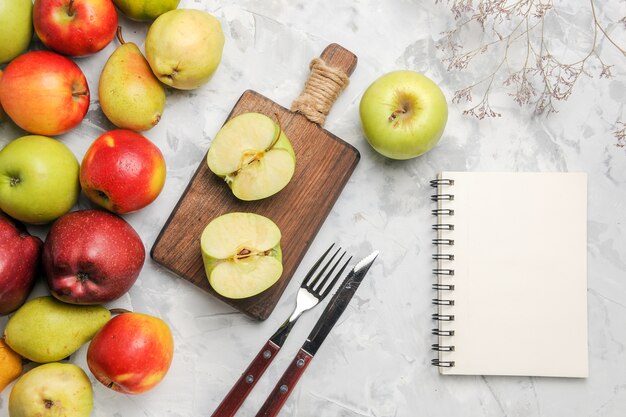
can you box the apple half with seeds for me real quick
[207,112,296,201]
[201,212,283,299]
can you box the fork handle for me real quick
[255,348,314,417]
[211,340,280,417]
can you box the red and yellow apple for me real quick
[33,0,118,57]
[0,70,5,122]
[43,209,145,304]
[87,312,174,394]
[80,130,166,214]
[0,51,89,136]
[0,212,43,316]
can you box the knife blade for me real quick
[255,250,379,417]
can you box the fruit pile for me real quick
[0,0,224,416]
[1,0,450,415]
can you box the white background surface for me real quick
[1,0,625,416]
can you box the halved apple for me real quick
[207,112,296,201]
[200,212,283,299]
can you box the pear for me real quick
[99,27,166,132]
[4,296,111,363]
[9,362,93,417]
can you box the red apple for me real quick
[33,0,118,57]
[43,209,145,304]
[0,51,89,136]
[87,312,174,394]
[80,129,166,214]
[0,212,43,315]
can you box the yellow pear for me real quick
[99,28,166,132]
[0,339,23,392]
[9,363,93,417]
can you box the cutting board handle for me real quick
[290,43,358,126]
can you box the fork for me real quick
[210,244,350,417]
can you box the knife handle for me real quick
[211,340,281,417]
[255,348,314,417]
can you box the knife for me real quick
[254,250,379,417]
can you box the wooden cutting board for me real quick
[151,44,359,320]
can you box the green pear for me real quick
[99,28,166,132]
[113,0,180,22]
[0,0,32,64]
[4,296,111,363]
[9,362,93,417]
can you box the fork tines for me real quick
[303,244,351,299]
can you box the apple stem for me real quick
[109,308,132,315]
[388,108,407,122]
[67,0,75,16]
[116,26,126,45]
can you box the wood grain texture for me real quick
[151,44,359,320]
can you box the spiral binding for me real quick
[431,177,455,368]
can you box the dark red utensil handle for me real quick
[255,348,314,417]
[211,340,281,417]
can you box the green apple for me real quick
[207,112,296,201]
[201,212,283,299]
[145,9,224,90]
[359,70,448,160]
[113,0,180,21]
[9,362,93,417]
[0,0,33,64]
[0,136,80,224]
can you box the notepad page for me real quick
[435,172,588,377]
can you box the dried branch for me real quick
[437,0,625,122]
[615,122,626,148]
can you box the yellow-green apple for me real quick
[33,0,118,57]
[201,212,283,299]
[113,0,180,21]
[43,209,145,304]
[0,135,80,224]
[145,9,224,90]
[0,51,90,136]
[87,312,174,394]
[359,70,448,160]
[9,362,93,417]
[80,130,166,214]
[207,112,296,201]
[0,212,43,316]
[0,0,32,64]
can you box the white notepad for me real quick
[431,172,588,377]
